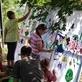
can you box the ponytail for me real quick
[40,59,49,72]
[36,24,47,38]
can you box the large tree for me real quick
[2,0,82,32]
[20,0,82,32]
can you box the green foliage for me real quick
[20,0,82,32]
[2,0,25,28]
[20,0,51,7]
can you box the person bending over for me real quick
[12,46,44,82]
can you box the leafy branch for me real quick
[20,0,82,32]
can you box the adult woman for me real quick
[12,46,44,82]
[4,9,31,69]
[28,24,53,59]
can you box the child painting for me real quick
[40,59,57,82]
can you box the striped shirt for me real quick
[31,33,42,55]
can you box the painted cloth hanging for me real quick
[25,29,29,36]
[80,33,82,40]
[66,37,70,45]
[65,69,73,82]
[62,38,66,43]
[69,40,79,51]
[56,44,64,53]
[20,28,24,34]
[41,18,46,23]
[30,21,37,34]
[26,20,32,28]
[70,23,74,29]
[29,10,35,19]
[80,48,82,54]
[20,39,24,44]
[72,35,78,41]
[58,33,65,39]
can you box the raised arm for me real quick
[18,9,31,22]
[37,43,53,53]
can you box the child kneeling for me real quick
[40,59,57,82]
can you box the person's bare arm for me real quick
[37,43,53,52]
[14,78,19,82]
[18,9,31,22]
[28,37,31,45]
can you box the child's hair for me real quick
[36,24,47,44]
[36,24,47,38]
[21,46,32,56]
[40,59,50,71]
[7,11,14,19]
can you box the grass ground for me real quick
[0,45,11,81]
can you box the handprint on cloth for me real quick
[69,40,79,51]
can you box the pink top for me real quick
[44,70,57,82]
[31,33,44,55]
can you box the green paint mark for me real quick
[18,54,21,56]
[65,69,73,82]
[41,19,46,23]
[25,32,29,36]
[23,22,25,25]
[80,33,82,40]
[26,25,30,28]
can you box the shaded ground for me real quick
[0,45,12,82]
[2,45,7,66]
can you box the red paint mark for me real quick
[80,48,82,54]
[52,20,54,25]
[69,40,79,51]
[20,29,24,34]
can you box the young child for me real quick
[28,24,53,60]
[40,59,57,82]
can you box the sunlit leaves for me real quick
[20,0,51,7]
[20,0,82,32]
[2,0,24,28]
[2,0,82,33]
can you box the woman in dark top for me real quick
[12,46,44,82]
